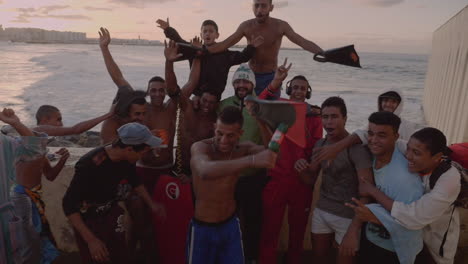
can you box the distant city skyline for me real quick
[0,0,467,54]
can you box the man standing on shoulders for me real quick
[207,0,324,96]
[62,123,164,264]
[188,106,277,264]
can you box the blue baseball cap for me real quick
[117,123,162,148]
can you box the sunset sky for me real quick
[0,0,466,53]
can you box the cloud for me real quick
[108,0,175,7]
[46,15,92,20]
[11,16,30,23]
[12,5,91,23]
[40,5,70,14]
[353,0,404,7]
[192,9,206,14]
[83,6,114,11]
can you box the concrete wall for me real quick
[423,5,468,144]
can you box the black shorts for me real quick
[359,224,399,264]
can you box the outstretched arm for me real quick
[181,57,201,99]
[156,18,189,44]
[283,22,323,54]
[0,108,34,136]
[206,22,246,54]
[190,141,276,180]
[99,27,131,88]
[34,111,113,136]
[313,133,362,163]
[164,40,183,101]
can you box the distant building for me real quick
[0,27,86,43]
[0,26,163,46]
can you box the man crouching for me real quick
[62,123,164,263]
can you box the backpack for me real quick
[429,158,468,257]
[429,159,468,209]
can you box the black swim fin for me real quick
[244,96,308,148]
[313,45,361,68]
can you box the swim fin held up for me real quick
[313,45,361,68]
[244,96,307,148]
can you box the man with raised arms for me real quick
[207,0,324,95]
[98,28,174,174]
[9,104,114,263]
[1,108,48,264]
[188,106,277,264]
[99,27,171,263]
[164,40,219,177]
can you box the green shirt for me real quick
[218,96,263,177]
[218,96,262,145]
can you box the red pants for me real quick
[259,177,313,264]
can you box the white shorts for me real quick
[311,207,357,245]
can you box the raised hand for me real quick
[248,35,264,48]
[0,108,20,125]
[156,18,170,30]
[98,27,111,48]
[273,58,292,83]
[56,148,70,163]
[191,36,203,48]
[164,40,182,62]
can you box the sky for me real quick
[0,0,467,54]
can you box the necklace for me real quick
[211,137,235,160]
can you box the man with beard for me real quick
[207,0,324,96]
[165,40,217,179]
[218,64,266,263]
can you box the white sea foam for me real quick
[0,43,427,132]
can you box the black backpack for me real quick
[428,159,468,257]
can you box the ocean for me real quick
[0,42,428,132]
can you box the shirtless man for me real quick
[165,40,218,177]
[208,0,324,95]
[15,103,113,194]
[98,28,178,188]
[188,106,277,264]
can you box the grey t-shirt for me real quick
[315,139,372,219]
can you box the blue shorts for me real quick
[186,215,244,264]
[254,72,281,98]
